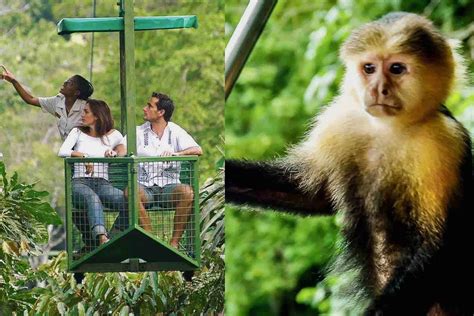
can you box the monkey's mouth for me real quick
[369,103,401,110]
[366,103,402,116]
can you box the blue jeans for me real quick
[72,178,127,239]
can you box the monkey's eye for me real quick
[363,64,376,74]
[389,63,406,75]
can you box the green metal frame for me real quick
[57,16,198,35]
[193,158,201,263]
[64,156,200,272]
[64,158,74,270]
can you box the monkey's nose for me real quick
[381,88,389,96]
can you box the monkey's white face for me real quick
[353,53,419,119]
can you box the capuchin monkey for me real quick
[226,13,473,315]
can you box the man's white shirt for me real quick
[125,122,200,187]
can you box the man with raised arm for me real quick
[1,65,93,140]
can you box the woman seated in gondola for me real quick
[58,99,126,247]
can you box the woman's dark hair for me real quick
[72,74,94,100]
[152,92,174,122]
[79,99,114,140]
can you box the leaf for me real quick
[57,302,67,315]
[29,202,62,225]
[119,305,130,316]
[23,190,49,199]
[132,273,149,303]
[93,277,106,298]
[0,162,7,186]
[149,271,159,294]
[35,295,51,314]
[77,302,86,316]
[10,172,18,187]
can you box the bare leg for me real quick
[124,187,152,232]
[170,184,194,248]
[137,187,153,232]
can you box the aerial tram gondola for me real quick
[59,0,200,272]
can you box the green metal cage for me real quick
[64,156,200,272]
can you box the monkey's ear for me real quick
[447,38,468,91]
[225,160,333,215]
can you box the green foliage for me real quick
[0,246,38,314]
[0,249,223,315]
[0,161,60,313]
[226,0,474,314]
[200,168,225,252]
[226,207,338,315]
[19,249,223,315]
[0,161,60,244]
[181,248,225,314]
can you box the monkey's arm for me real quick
[226,159,333,215]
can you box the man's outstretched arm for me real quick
[1,66,40,106]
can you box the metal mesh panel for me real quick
[136,160,196,256]
[68,161,128,259]
[65,157,198,266]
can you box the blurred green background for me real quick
[0,0,224,212]
[225,0,474,315]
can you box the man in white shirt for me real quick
[1,66,93,139]
[125,92,202,248]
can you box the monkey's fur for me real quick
[227,13,473,315]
